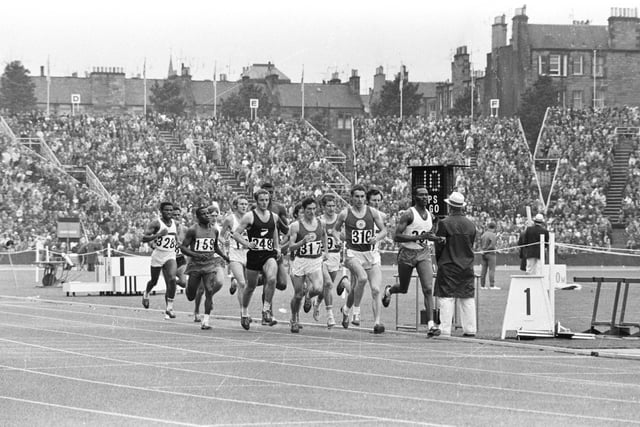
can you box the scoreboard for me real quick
[410,166,458,218]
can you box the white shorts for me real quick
[345,249,377,270]
[324,252,341,272]
[291,256,323,277]
[150,249,176,268]
[229,247,247,266]
[372,248,381,266]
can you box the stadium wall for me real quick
[3,251,640,267]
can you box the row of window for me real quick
[538,53,604,77]
[558,90,605,109]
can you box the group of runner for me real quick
[140,183,444,336]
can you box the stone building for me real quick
[483,6,640,117]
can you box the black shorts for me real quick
[247,250,277,271]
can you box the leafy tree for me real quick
[149,77,186,115]
[220,83,272,119]
[518,76,557,151]
[0,61,37,114]
[449,88,479,118]
[370,76,422,118]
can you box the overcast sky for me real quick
[1,0,637,93]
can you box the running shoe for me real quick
[381,285,392,308]
[176,280,186,289]
[312,299,320,321]
[229,278,238,295]
[351,313,361,326]
[262,310,278,326]
[489,286,501,290]
[241,316,251,330]
[290,321,300,333]
[327,312,336,328]
[141,295,149,309]
[201,322,211,330]
[340,306,349,329]
[427,326,441,337]
[164,309,176,319]
[303,295,312,313]
[373,323,385,334]
[193,314,201,323]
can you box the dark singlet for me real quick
[344,206,375,252]
[295,220,324,259]
[247,210,276,254]
[185,225,220,274]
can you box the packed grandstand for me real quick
[2,106,637,257]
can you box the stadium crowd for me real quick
[2,107,640,254]
[536,107,640,248]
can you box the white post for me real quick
[549,232,555,326]
[35,241,41,283]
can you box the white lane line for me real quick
[0,360,445,427]
[0,395,201,426]
[0,296,577,360]
[1,325,639,423]
[1,308,637,393]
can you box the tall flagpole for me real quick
[143,58,147,116]
[470,63,474,119]
[213,61,217,118]
[46,56,51,117]
[301,65,305,120]
[399,64,404,121]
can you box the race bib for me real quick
[250,237,274,251]
[155,235,176,250]
[351,229,373,245]
[326,236,340,252]
[193,237,216,252]
[299,241,323,256]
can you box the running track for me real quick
[1,297,640,426]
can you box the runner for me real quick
[232,189,281,330]
[173,206,188,289]
[333,185,387,333]
[286,197,328,333]
[382,186,444,337]
[220,196,250,313]
[180,205,229,330]
[141,201,179,319]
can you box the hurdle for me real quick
[394,273,480,332]
[394,274,421,331]
[62,245,180,297]
[573,277,640,336]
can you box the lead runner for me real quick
[141,201,179,319]
[333,184,387,334]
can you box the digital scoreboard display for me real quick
[410,166,456,218]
